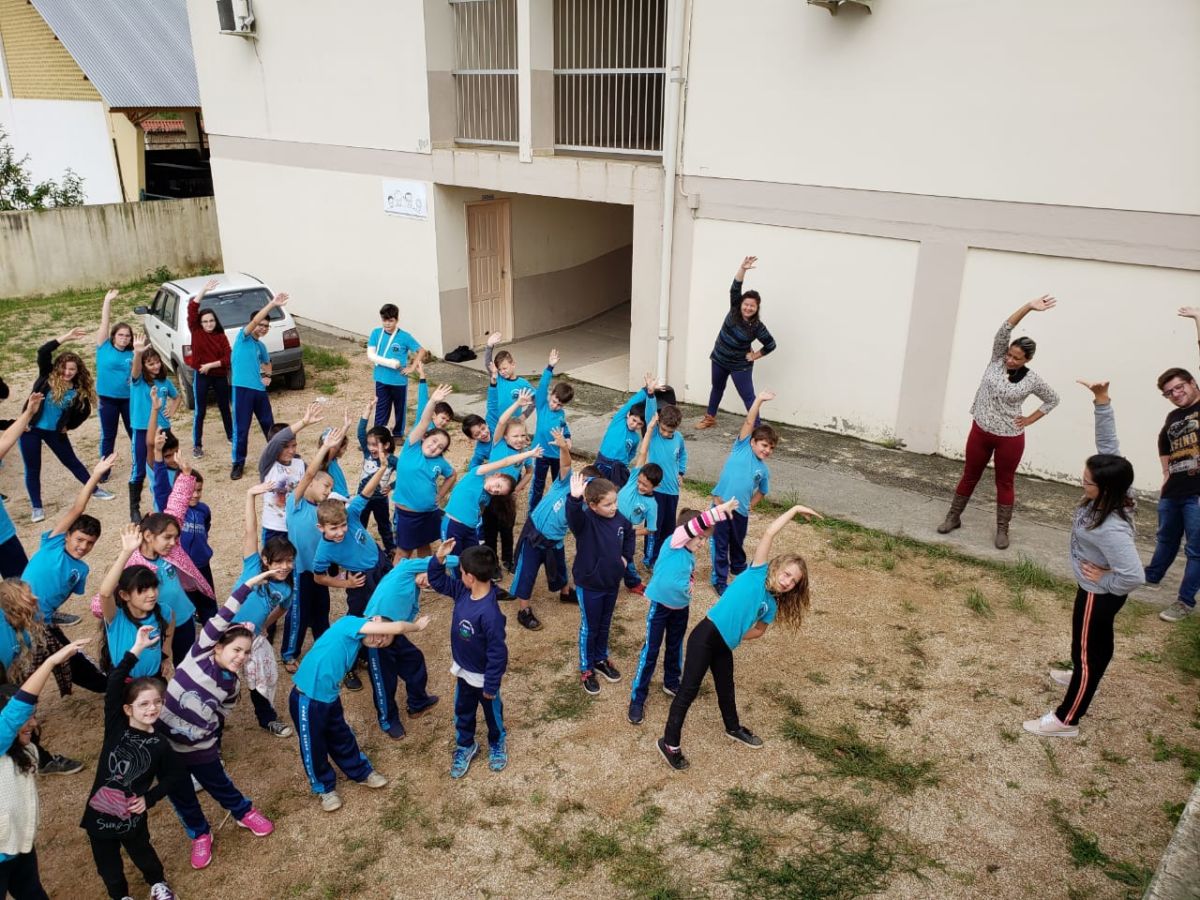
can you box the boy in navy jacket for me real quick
[427,541,509,780]
[566,473,635,697]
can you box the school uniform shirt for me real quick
[129,376,176,431]
[492,374,535,414]
[713,435,770,513]
[146,555,195,627]
[232,554,295,631]
[23,531,89,621]
[32,387,76,431]
[707,564,777,651]
[528,475,574,542]
[617,467,659,533]
[531,366,571,456]
[444,467,489,528]
[95,342,133,399]
[286,494,321,574]
[648,430,687,496]
[105,609,164,678]
[392,440,454,511]
[0,497,16,548]
[488,440,533,482]
[263,457,306,533]
[327,459,349,499]
[292,615,368,702]
[427,557,507,695]
[365,555,459,624]
[467,440,490,471]
[369,326,421,386]
[231,329,270,392]
[599,389,657,464]
[565,496,635,591]
[312,496,382,574]
[0,616,32,670]
[645,541,696,610]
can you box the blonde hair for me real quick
[317,498,348,526]
[0,581,45,680]
[766,554,810,629]
[48,351,95,405]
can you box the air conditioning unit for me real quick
[217,0,256,36]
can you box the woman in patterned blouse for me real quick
[938,296,1060,548]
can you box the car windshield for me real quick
[198,289,281,329]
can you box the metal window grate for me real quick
[452,0,519,147]
[553,0,666,156]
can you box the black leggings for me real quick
[1055,586,1126,726]
[88,826,165,900]
[663,618,739,747]
[0,848,48,899]
[482,503,514,567]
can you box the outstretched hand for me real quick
[322,426,346,450]
[1179,307,1200,321]
[487,332,503,347]
[789,504,823,521]
[436,538,456,562]
[1076,379,1111,404]
[132,625,160,654]
[103,289,120,304]
[739,255,757,272]
[548,348,560,368]
[570,471,586,498]
[119,522,141,553]
[1027,295,1056,312]
[94,454,118,477]
[301,400,325,427]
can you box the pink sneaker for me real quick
[190,833,213,869]
[236,807,274,837]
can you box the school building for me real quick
[185,0,1199,491]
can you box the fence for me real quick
[0,197,222,298]
[452,0,519,146]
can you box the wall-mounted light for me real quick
[808,0,872,15]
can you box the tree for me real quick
[0,127,86,211]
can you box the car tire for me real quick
[286,364,306,391]
[176,360,195,412]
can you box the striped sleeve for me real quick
[670,505,732,549]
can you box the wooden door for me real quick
[466,199,513,348]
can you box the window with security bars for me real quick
[452,0,519,146]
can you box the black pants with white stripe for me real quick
[1055,586,1126,726]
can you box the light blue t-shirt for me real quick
[707,564,777,652]
[392,439,454,511]
[0,616,31,669]
[487,440,532,482]
[531,367,571,456]
[95,342,133,399]
[489,375,535,429]
[364,555,457,623]
[105,608,163,677]
[369,326,421,387]
[232,554,294,630]
[149,556,195,625]
[528,475,573,542]
[313,496,381,573]
[645,540,695,610]
[444,467,489,528]
[33,388,76,431]
[648,429,687,496]
[617,466,659,532]
[231,328,270,392]
[23,531,89,620]
[0,496,15,545]
[713,435,770,515]
[327,459,349,499]
[130,376,176,431]
[292,615,367,702]
[598,389,657,463]
[286,494,321,573]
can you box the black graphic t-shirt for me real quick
[1159,402,1200,500]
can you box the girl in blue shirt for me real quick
[128,334,180,523]
[393,383,457,559]
[97,528,171,680]
[93,289,134,467]
[442,447,542,550]
[0,398,46,578]
[657,504,820,772]
[0,581,41,675]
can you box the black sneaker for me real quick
[39,753,83,776]
[50,611,81,627]
[627,702,645,725]
[657,738,689,771]
[594,659,621,683]
[517,608,542,631]
[559,589,575,604]
[230,462,244,481]
[504,560,516,575]
[581,672,600,696]
[343,671,364,692]
[725,726,764,748]
[495,588,514,602]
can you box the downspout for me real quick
[654,0,690,382]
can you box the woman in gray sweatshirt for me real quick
[1023,380,1145,738]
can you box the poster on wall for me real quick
[382,179,428,219]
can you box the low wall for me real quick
[0,197,223,298]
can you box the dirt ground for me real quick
[4,336,1197,900]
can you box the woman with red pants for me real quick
[938,296,1059,548]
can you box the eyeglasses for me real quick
[1163,384,1191,398]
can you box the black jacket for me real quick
[27,339,91,432]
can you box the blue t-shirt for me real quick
[286,493,321,573]
[445,467,489,528]
[363,556,457,623]
[598,389,656,463]
[105,608,163,677]
[648,429,687,496]
[369,326,420,387]
[129,376,176,431]
[95,342,133,399]
[492,374,535,416]
[531,367,571,456]
[292,615,366,702]
[33,388,76,431]
[0,616,31,669]
[0,496,15,545]
[391,440,454,511]
[528,475,574,542]
[617,466,659,532]
[327,459,349,499]
[148,556,195,625]
[23,531,89,620]
[645,540,695,610]
[232,554,294,630]
[713,435,770,514]
[313,496,382,573]
[231,328,270,392]
[487,440,532,482]
[707,564,777,652]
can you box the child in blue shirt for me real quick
[596,374,659,487]
[93,289,134,464]
[485,334,535,423]
[152,450,213,624]
[0,398,48,579]
[318,426,350,500]
[711,391,777,595]
[484,389,535,573]
[289,610,430,812]
[644,403,688,569]
[616,414,663,595]
[357,398,399,554]
[96,526,171,680]
[414,355,455,432]
[566,472,636,697]
[392,383,457,559]
[528,349,575,512]
[366,303,422,436]
[128,335,179,522]
[442,447,542,550]
[230,292,286,481]
[657,504,820,772]
[427,541,509,779]
[145,396,182,512]
[628,502,736,726]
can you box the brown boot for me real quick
[995,504,1013,549]
[937,494,969,534]
[696,414,717,430]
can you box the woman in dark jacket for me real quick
[186,279,233,459]
[696,256,777,430]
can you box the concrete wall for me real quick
[0,197,221,298]
[0,99,122,204]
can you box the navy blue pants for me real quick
[644,492,679,568]
[171,617,195,667]
[360,494,395,553]
[0,534,29,580]
[128,428,148,485]
[511,526,567,601]
[454,677,505,749]
[231,386,274,466]
[97,395,132,461]
[443,516,482,549]
[527,457,561,513]
[594,454,630,489]
[576,585,619,672]
[290,688,373,794]
[706,360,758,420]
[710,512,750,590]
[167,754,253,837]
[192,371,232,450]
[630,602,688,705]
[282,571,330,662]
[0,848,47,900]
[19,429,90,508]
[346,555,391,617]
[374,381,408,438]
[366,637,434,731]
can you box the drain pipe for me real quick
[655,0,689,383]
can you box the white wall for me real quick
[185,0,432,152]
[940,250,1200,491]
[0,99,121,203]
[209,157,443,351]
[682,0,1200,214]
[683,218,919,440]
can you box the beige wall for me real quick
[0,197,221,298]
[0,0,100,101]
[108,113,144,202]
[682,0,1200,215]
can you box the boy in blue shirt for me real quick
[616,415,662,596]
[414,355,455,432]
[484,332,535,422]
[427,541,509,779]
[484,389,535,574]
[357,398,399,554]
[391,383,457,560]
[289,609,431,812]
[595,373,658,487]
[711,391,777,596]
[230,291,287,481]
[644,403,688,569]
[528,348,575,512]
[366,303,422,437]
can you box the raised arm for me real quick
[752,504,823,567]
[731,256,757,308]
[410,383,451,446]
[107,626,157,727]
[131,333,147,381]
[245,482,271,558]
[493,389,533,446]
[670,499,738,549]
[477,446,542,478]
[50,455,116,538]
[1078,380,1119,456]
[552,427,573,480]
[294,427,342,503]
[535,349,559,410]
[0,641,89,747]
[360,444,391,497]
[95,289,120,347]
[147,390,164,462]
[740,391,774,440]
[0,393,41,461]
[632,414,656,470]
[1005,294,1056,330]
[244,291,288,337]
[99,525,141,624]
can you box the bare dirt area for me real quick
[2,319,1196,900]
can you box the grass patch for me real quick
[538,678,596,723]
[303,344,350,371]
[1049,802,1154,896]
[965,588,994,619]
[1041,743,1063,778]
[1148,733,1200,781]
[1165,615,1200,678]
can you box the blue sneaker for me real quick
[385,721,406,740]
[489,741,508,772]
[450,742,478,779]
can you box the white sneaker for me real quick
[363,771,388,789]
[320,790,342,812]
[1022,711,1078,738]
[149,883,177,900]
[1159,600,1195,623]
[30,508,44,524]
[1049,669,1073,687]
